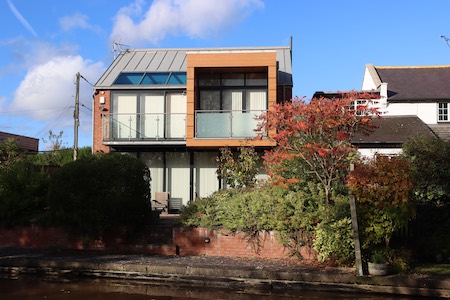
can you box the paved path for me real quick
[0,248,449,298]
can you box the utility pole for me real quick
[74,72,80,161]
[349,163,364,276]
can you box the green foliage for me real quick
[181,183,354,262]
[313,198,355,266]
[403,136,450,204]
[403,136,450,261]
[47,153,151,239]
[0,160,49,227]
[0,138,26,171]
[31,146,93,166]
[215,146,260,188]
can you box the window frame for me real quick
[114,72,187,86]
[438,102,450,122]
[196,71,268,112]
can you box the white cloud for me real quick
[110,0,264,45]
[7,0,38,38]
[59,13,101,33]
[10,56,104,125]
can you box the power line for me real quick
[0,106,70,114]
[80,74,95,87]
[80,101,92,112]
[34,106,73,139]
[441,35,450,48]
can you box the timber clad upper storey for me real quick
[93,47,293,153]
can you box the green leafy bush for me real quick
[181,183,355,261]
[313,197,354,266]
[47,153,151,239]
[0,161,49,227]
[403,136,450,261]
[314,217,354,265]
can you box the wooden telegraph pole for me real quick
[349,163,364,276]
[73,72,80,161]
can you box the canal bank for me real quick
[0,248,449,298]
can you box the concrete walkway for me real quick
[0,248,449,298]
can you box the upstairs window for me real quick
[438,103,449,122]
[197,71,268,112]
[114,72,187,85]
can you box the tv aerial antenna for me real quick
[113,40,130,59]
[441,35,450,48]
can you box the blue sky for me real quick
[1,0,450,150]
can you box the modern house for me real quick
[92,46,293,208]
[0,131,39,153]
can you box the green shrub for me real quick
[0,161,49,227]
[312,197,354,266]
[314,217,354,265]
[47,153,151,239]
[181,183,352,259]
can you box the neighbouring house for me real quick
[314,64,450,156]
[351,115,435,157]
[312,90,436,156]
[361,64,450,140]
[92,45,293,209]
[0,131,39,153]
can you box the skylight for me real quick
[114,72,187,85]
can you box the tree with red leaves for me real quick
[258,92,379,204]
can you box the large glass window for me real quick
[196,71,267,138]
[197,71,267,112]
[110,91,186,140]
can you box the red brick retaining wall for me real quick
[0,226,315,260]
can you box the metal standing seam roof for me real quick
[94,46,293,88]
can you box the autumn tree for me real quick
[347,156,414,250]
[258,92,378,204]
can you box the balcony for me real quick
[195,110,265,138]
[102,113,186,144]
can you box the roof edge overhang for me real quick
[388,98,450,103]
[94,85,186,90]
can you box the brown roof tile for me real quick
[352,116,435,145]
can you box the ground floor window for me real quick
[139,150,267,208]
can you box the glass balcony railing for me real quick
[195,110,265,138]
[102,113,186,142]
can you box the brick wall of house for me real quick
[92,90,111,154]
[0,226,314,260]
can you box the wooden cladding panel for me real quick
[187,52,277,68]
[186,51,278,146]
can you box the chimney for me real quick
[380,82,388,98]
